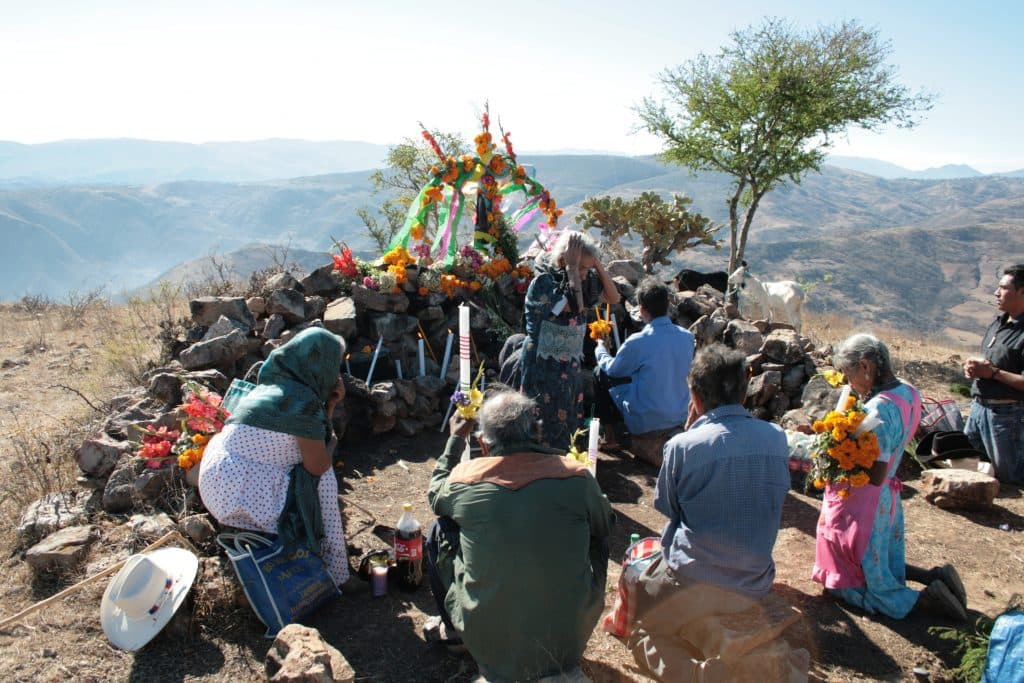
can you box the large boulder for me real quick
[201,314,253,342]
[17,491,97,543]
[179,329,248,370]
[25,525,99,572]
[606,260,644,286]
[322,297,358,339]
[75,433,133,479]
[370,313,418,344]
[265,624,355,683]
[350,285,409,313]
[300,264,342,298]
[189,297,256,328]
[921,469,1000,509]
[761,330,805,365]
[747,370,781,407]
[798,374,841,419]
[725,320,764,355]
[267,289,307,324]
[103,459,142,513]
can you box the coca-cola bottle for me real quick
[394,503,423,591]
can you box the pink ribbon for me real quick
[434,191,461,260]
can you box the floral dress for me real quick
[812,381,922,618]
[519,265,601,449]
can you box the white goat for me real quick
[727,262,805,332]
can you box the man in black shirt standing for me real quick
[964,264,1024,484]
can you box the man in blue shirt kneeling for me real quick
[594,278,694,452]
[628,344,808,682]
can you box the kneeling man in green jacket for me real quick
[426,388,615,682]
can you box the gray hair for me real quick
[689,343,748,410]
[833,333,893,380]
[538,230,601,269]
[477,389,539,448]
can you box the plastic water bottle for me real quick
[394,503,423,591]
[629,533,641,546]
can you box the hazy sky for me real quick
[2,0,1022,172]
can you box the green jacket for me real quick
[428,436,614,681]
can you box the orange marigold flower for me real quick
[489,155,507,175]
[410,223,425,241]
[849,471,870,488]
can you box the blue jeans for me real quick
[965,401,1024,485]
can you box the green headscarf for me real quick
[227,327,344,441]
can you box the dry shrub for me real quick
[101,282,190,384]
[0,412,90,550]
[57,287,109,329]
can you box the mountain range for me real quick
[1,139,1022,343]
[1,139,1021,186]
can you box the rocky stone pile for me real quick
[13,256,828,659]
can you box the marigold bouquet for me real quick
[135,382,230,472]
[588,304,613,341]
[808,386,883,496]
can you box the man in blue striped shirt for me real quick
[628,344,801,681]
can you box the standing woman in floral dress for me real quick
[520,231,620,449]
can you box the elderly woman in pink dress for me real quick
[812,333,966,621]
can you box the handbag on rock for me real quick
[217,531,341,637]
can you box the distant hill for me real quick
[3,153,1023,341]
[0,138,390,185]
[826,155,984,179]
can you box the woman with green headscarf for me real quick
[199,327,350,585]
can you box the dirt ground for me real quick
[0,305,1022,682]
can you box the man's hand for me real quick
[449,413,475,439]
[564,233,586,311]
[964,357,992,379]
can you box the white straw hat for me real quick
[101,547,199,651]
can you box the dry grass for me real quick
[0,297,1016,682]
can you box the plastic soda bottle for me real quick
[629,533,641,545]
[394,503,423,591]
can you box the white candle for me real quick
[835,384,852,412]
[439,329,454,380]
[587,418,600,477]
[345,354,351,375]
[418,337,426,377]
[611,313,621,351]
[395,359,403,380]
[365,334,383,386]
[459,305,471,392]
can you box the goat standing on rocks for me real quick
[728,262,804,332]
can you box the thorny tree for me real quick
[636,18,933,273]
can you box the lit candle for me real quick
[439,329,454,380]
[345,353,351,375]
[587,417,600,477]
[418,335,426,377]
[611,313,621,351]
[365,334,383,386]
[459,305,471,392]
[395,359,403,380]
